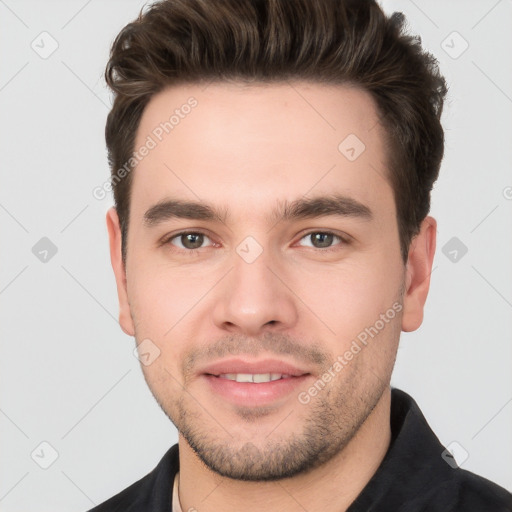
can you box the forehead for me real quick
[130,81,394,226]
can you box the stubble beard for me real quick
[164,373,388,481]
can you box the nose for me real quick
[211,245,299,336]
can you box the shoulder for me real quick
[452,469,512,511]
[419,467,512,511]
[87,476,153,512]
[380,389,512,511]
[87,444,179,512]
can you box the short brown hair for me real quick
[105,0,447,265]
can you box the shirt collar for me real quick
[346,387,452,510]
[141,387,453,511]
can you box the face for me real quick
[107,81,429,481]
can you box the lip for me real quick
[199,358,312,407]
[200,358,309,377]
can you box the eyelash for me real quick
[160,229,350,254]
[160,230,217,256]
[296,231,349,252]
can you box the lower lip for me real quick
[203,374,311,407]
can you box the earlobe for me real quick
[106,207,135,337]
[401,216,437,332]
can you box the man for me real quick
[91,0,512,510]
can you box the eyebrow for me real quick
[272,194,373,224]
[143,199,228,226]
[142,194,373,228]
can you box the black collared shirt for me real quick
[88,388,512,511]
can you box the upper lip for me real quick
[200,358,310,377]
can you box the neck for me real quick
[177,387,391,512]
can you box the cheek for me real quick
[127,262,207,335]
[291,255,402,340]
[129,273,190,398]
[127,263,220,385]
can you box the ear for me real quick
[401,215,437,332]
[106,207,135,336]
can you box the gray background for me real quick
[1,1,511,510]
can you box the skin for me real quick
[106,81,436,512]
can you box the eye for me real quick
[165,231,214,250]
[297,231,346,250]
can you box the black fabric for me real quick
[88,388,512,511]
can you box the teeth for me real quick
[235,373,253,383]
[219,373,290,383]
[253,373,271,383]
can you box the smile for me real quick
[217,373,292,383]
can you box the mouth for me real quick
[215,373,294,383]
[199,359,312,407]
